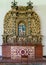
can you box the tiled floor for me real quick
[0,63,46,65]
[0,58,46,65]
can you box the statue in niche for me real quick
[18,22,26,37]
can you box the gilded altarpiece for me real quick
[2,0,43,63]
[3,5,41,45]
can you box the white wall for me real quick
[0,0,46,56]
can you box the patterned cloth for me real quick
[11,46,35,59]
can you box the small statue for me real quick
[27,1,33,6]
[11,0,17,7]
[27,1,33,9]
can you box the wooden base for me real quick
[2,43,43,63]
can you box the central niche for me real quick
[18,22,26,36]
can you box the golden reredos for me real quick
[3,0,42,45]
